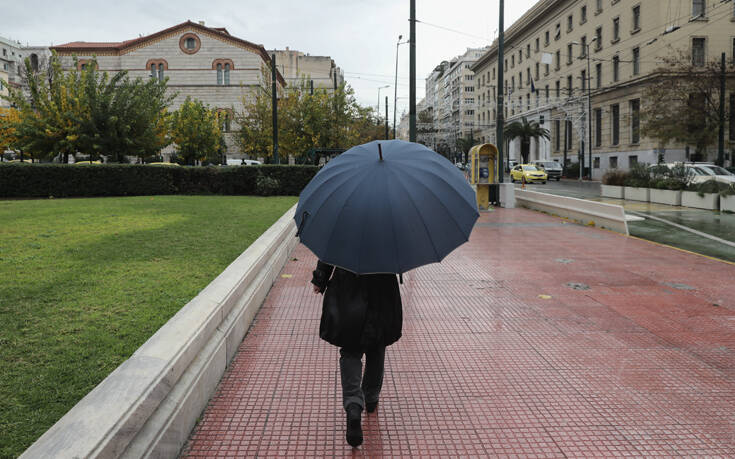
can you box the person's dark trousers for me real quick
[339,347,385,410]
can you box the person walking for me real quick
[311,260,402,448]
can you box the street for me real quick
[514,178,735,263]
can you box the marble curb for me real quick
[515,190,629,235]
[22,204,299,459]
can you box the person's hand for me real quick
[313,285,321,294]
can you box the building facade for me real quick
[0,68,8,108]
[270,47,343,93]
[472,0,735,177]
[425,47,488,158]
[51,21,286,160]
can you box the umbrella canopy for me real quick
[295,139,479,274]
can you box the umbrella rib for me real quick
[391,160,478,217]
[400,171,478,240]
[391,171,442,263]
[323,168,379,268]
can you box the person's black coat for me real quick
[312,260,402,349]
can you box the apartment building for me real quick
[472,0,735,177]
[270,47,344,92]
[424,47,488,157]
[51,21,286,159]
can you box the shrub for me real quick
[649,164,690,190]
[0,163,319,198]
[601,170,628,186]
[623,163,651,188]
[689,179,735,197]
[256,174,281,196]
[564,162,579,178]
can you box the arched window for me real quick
[158,63,164,81]
[224,63,230,85]
[150,63,156,79]
[216,63,223,85]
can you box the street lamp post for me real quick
[393,35,408,139]
[571,38,596,180]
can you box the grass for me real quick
[0,195,297,458]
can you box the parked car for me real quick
[510,164,547,184]
[226,159,262,166]
[661,163,735,185]
[533,161,562,181]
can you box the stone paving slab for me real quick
[183,208,735,457]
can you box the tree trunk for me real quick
[521,140,530,164]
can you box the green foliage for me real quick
[0,195,297,457]
[601,169,628,186]
[169,97,224,165]
[0,163,319,198]
[623,162,651,188]
[503,116,550,164]
[689,179,735,197]
[649,164,690,190]
[236,72,385,164]
[256,174,280,196]
[3,53,175,163]
[564,161,580,178]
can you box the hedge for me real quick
[0,164,320,198]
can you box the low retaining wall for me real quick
[516,190,629,235]
[22,205,299,459]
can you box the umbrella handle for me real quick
[296,211,309,237]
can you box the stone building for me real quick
[51,21,286,160]
[269,47,343,93]
[471,0,735,177]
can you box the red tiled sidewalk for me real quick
[183,208,735,457]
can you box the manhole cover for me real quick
[566,282,590,291]
[664,282,696,291]
[555,258,574,264]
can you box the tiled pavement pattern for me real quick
[183,208,735,457]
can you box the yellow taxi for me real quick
[510,164,548,184]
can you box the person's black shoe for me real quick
[366,400,378,413]
[345,404,363,447]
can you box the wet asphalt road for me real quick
[514,178,735,264]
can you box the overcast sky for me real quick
[3,0,538,120]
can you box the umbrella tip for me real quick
[378,143,383,161]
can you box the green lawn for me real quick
[0,195,297,457]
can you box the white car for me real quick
[666,163,735,184]
[226,159,263,166]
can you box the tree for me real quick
[641,51,735,162]
[236,72,387,164]
[0,108,21,161]
[4,53,87,162]
[3,53,175,163]
[503,116,550,164]
[76,63,174,163]
[455,136,475,163]
[169,97,224,165]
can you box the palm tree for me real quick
[503,116,550,164]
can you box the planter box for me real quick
[624,186,650,202]
[601,184,624,199]
[649,189,682,206]
[720,194,735,212]
[681,191,719,210]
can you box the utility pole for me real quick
[586,41,593,180]
[394,35,403,139]
[718,52,725,167]
[496,0,505,182]
[271,53,279,164]
[310,79,314,95]
[385,96,389,139]
[409,0,416,142]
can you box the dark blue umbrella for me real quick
[295,139,479,274]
